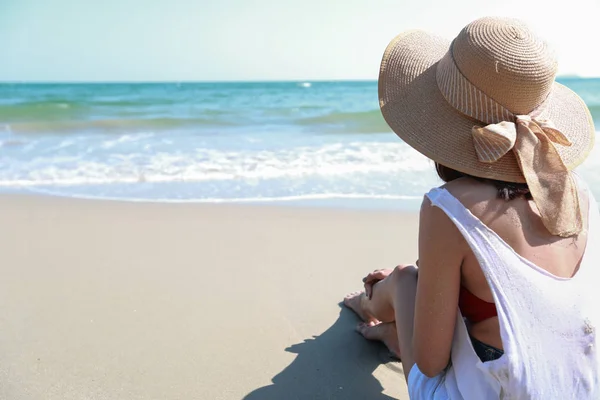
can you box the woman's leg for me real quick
[344,264,418,380]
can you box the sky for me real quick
[1,0,600,82]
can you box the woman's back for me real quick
[426,175,600,399]
[444,176,591,350]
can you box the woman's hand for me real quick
[363,268,394,299]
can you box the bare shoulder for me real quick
[419,181,476,248]
[438,177,499,216]
[420,178,497,253]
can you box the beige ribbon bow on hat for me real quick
[436,50,583,238]
[472,116,582,237]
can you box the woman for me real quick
[344,17,599,398]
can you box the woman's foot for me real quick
[343,291,379,324]
[357,321,401,360]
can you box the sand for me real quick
[0,194,420,400]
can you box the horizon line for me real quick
[0,75,597,84]
[0,79,379,84]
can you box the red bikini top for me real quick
[459,286,497,323]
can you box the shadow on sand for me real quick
[243,304,402,400]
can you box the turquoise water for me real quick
[1,80,599,209]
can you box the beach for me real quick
[0,194,418,399]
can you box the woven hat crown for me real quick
[452,17,558,115]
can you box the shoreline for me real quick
[0,194,416,399]
[0,188,427,212]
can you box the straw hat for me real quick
[379,16,595,237]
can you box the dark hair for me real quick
[435,162,531,201]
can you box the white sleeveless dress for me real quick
[408,178,600,399]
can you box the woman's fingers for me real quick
[364,282,373,299]
[364,270,389,283]
[363,268,395,299]
[363,273,383,299]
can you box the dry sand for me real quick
[0,194,420,399]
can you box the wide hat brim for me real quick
[378,30,596,183]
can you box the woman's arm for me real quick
[412,196,465,377]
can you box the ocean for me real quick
[1,79,599,210]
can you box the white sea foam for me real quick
[100,132,155,149]
[4,131,600,205]
[0,141,434,187]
